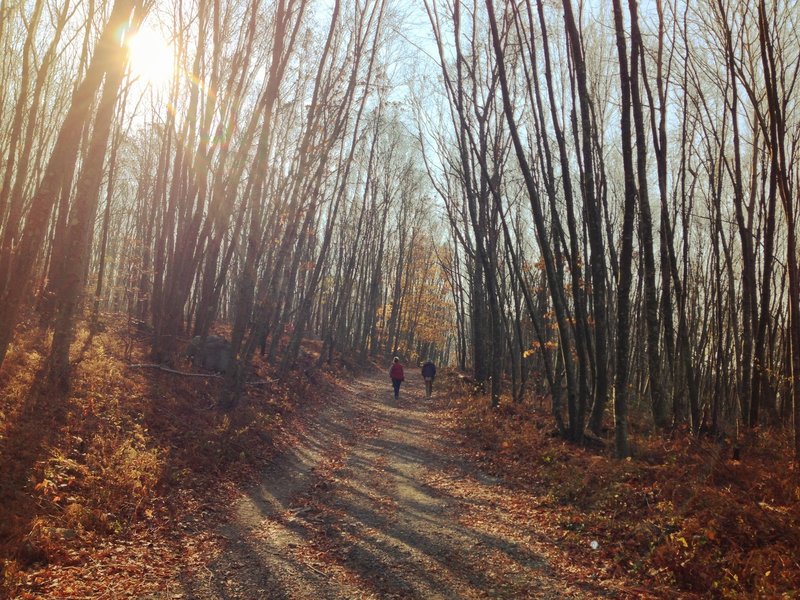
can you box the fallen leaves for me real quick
[1,323,337,598]
[444,384,800,598]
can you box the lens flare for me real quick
[126,24,175,87]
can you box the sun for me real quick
[126,24,175,87]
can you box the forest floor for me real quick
[2,327,799,598]
[177,369,656,599]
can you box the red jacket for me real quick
[389,362,404,381]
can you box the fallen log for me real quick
[127,363,223,378]
[127,363,268,387]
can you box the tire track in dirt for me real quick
[179,370,651,599]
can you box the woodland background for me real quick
[1,0,799,597]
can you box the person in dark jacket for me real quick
[421,360,436,398]
[389,357,405,399]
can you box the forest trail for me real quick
[180,369,649,600]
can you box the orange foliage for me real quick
[443,377,800,598]
[0,318,332,597]
[381,235,455,361]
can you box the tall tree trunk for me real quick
[756,0,800,461]
[559,0,609,437]
[48,3,141,388]
[609,0,637,458]
[628,0,668,429]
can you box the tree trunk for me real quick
[48,3,142,387]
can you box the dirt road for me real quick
[180,370,645,599]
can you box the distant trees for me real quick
[0,0,453,402]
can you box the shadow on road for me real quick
[180,371,624,599]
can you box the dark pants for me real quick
[425,377,433,398]
[392,378,402,398]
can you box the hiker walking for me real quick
[421,359,436,398]
[389,357,405,399]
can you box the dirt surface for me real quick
[179,370,654,599]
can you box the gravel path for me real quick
[179,370,649,599]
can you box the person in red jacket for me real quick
[389,357,405,399]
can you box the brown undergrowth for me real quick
[0,315,335,598]
[443,374,800,599]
